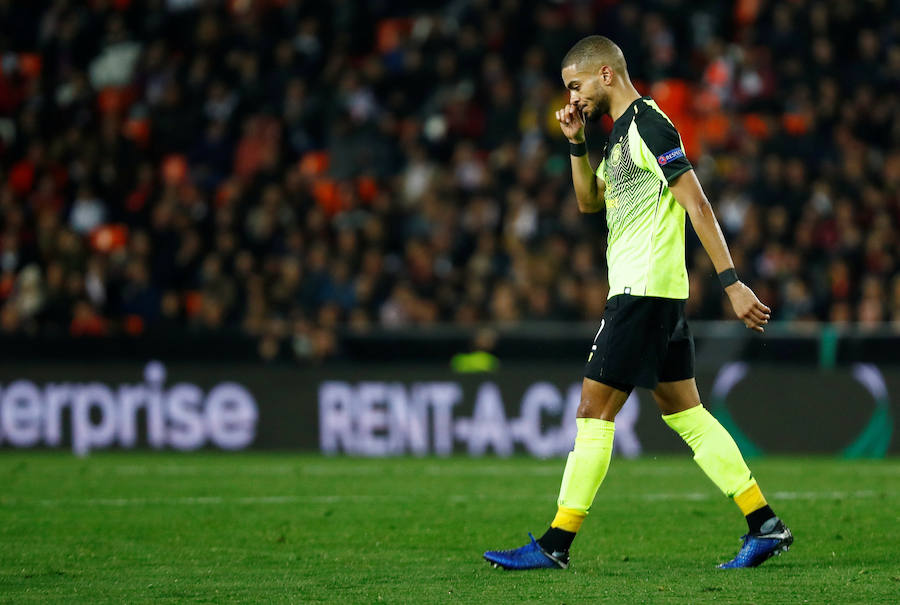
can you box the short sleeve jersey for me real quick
[596,96,692,300]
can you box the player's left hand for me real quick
[725,282,770,332]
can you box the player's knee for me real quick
[652,386,700,416]
[577,378,629,420]
[576,396,623,421]
[652,393,680,415]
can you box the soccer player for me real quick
[483,36,793,570]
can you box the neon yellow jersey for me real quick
[596,97,692,300]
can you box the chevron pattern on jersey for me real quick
[602,125,664,250]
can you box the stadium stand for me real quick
[0,0,898,361]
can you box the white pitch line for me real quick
[299,464,686,477]
[303,463,900,478]
[3,489,891,509]
[71,461,900,478]
[423,464,564,476]
[771,490,880,500]
[113,464,297,476]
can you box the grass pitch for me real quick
[0,454,898,604]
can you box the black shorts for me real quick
[584,294,694,392]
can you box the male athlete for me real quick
[484,36,793,570]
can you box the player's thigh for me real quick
[577,377,631,421]
[651,377,702,416]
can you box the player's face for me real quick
[562,64,610,120]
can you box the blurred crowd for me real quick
[0,0,898,361]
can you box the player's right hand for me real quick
[556,103,585,143]
[726,282,771,332]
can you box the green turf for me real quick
[0,454,898,604]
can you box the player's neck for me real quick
[608,85,642,123]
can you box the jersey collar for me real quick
[612,96,648,128]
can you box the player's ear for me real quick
[599,65,611,85]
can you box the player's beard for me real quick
[586,93,611,121]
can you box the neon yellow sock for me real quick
[550,507,586,533]
[734,481,768,516]
[555,418,616,524]
[662,405,756,499]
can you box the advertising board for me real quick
[0,361,895,457]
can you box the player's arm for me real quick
[570,151,605,214]
[669,171,771,332]
[556,104,604,213]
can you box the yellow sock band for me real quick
[550,506,587,533]
[662,405,755,498]
[556,418,615,515]
[734,481,768,516]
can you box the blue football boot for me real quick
[718,517,793,568]
[484,533,569,570]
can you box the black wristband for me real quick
[718,268,739,289]
[569,141,587,157]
